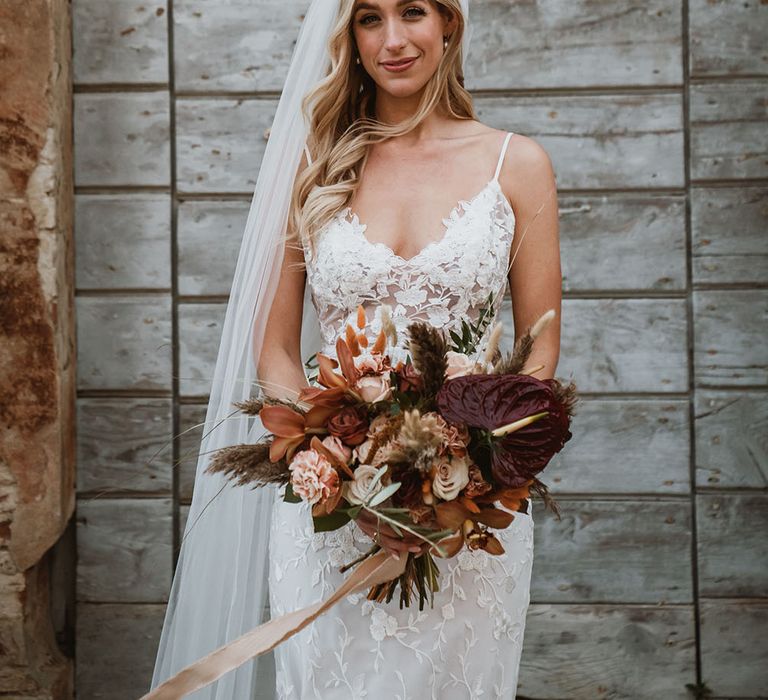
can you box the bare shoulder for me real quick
[498,133,557,210]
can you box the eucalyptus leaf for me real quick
[368,465,389,492]
[367,481,402,507]
[342,504,363,519]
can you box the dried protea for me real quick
[380,409,444,472]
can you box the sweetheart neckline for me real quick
[335,177,515,265]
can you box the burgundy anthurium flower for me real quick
[435,374,572,488]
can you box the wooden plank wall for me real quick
[71,1,767,698]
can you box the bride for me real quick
[150,1,561,698]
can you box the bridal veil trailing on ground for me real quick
[149,1,473,697]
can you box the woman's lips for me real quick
[380,57,418,73]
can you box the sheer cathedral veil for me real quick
[149,1,473,697]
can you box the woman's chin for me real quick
[374,77,431,101]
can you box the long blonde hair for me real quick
[288,0,477,258]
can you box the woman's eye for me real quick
[404,6,426,18]
[358,13,379,26]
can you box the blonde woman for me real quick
[261,1,561,697]
[150,1,561,698]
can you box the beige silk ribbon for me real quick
[139,548,407,700]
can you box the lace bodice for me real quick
[304,133,517,365]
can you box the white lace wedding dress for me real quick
[268,132,534,699]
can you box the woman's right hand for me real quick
[355,508,432,558]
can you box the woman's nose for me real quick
[382,22,408,52]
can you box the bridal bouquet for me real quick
[206,301,576,609]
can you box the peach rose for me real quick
[355,374,392,403]
[344,465,384,505]
[431,454,471,501]
[321,435,352,464]
[288,449,339,505]
[353,438,388,467]
[356,353,389,375]
[444,350,477,379]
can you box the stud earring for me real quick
[443,36,448,49]
[355,55,361,65]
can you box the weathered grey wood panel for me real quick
[531,499,692,603]
[73,0,169,85]
[518,603,695,699]
[77,498,172,602]
[699,599,768,697]
[177,200,248,295]
[177,302,226,397]
[74,92,171,187]
[693,289,768,387]
[560,194,686,292]
[75,194,171,289]
[77,398,173,494]
[476,94,685,189]
[76,602,165,700]
[547,398,690,494]
[176,94,685,193]
[695,390,768,489]
[467,0,683,90]
[689,0,768,77]
[175,98,275,193]
[173,0,684,92]
[697,493,768,597]
[178,403,207,501]
[76,295,172,391]
[173,0,306,92]
[505,297,689,393]
[689,80,768,181]
[691,185,768,287]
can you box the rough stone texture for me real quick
[0,0,76,697]
[70,0,767,697]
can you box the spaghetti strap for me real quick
[493,132,514,181]
[303,142,313,166]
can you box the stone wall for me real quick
[71,1,767,698]
[0,0,76,697]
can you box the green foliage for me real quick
[312,509,351,531]
[303,352,320,384]
[447,292,496,354]
[283,482,302,503]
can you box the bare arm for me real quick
[500,135,562,380]
[254,150,312,401]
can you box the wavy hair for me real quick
[288,0,477,259]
